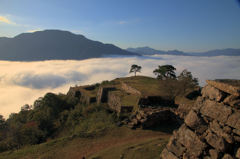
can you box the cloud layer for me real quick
[0,55,239,118]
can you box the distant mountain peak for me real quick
[0,30,139,61]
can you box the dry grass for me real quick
[0,127,171,159]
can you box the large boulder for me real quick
[201,85,226,102]
[176,125,206,157]
[206,80,240,96]
[200,99,232,123]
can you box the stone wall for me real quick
[97,86,116,104]
[67,86,97,105]
[121,82,141,95]
[161,80,240,159]
[108,91,122,113]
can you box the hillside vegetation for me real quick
[0,66,200,158]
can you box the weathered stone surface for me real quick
[192,96,205,112]
[184,110,207,133]
[202,85,226,102]
[160,148,178,159]
[224,95,240,107]
[161,80,240,158]
[166,137,186,157]
[207,80,240,96]
[205,131,228,152]
[235,148,240,158]
[184,110,200,128]
[200,99,232,123]
[177,125,206,157]
[209,149,219,159]
[226,112,240,130]
[209,120,234,144]
[177,103,192,119]
[233,128,240,136]
[223,126,232,134]
[222,154,233,159]
[108,91,121,113]
[183,152,199,159]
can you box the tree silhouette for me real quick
[153,65,176,80]
[177,69,199,93]
[129,64,142,76]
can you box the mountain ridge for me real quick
[0,30,139,61]
[127,46,240,56]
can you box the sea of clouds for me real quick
[0,55,239,118]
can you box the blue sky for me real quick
[0,0,240,52]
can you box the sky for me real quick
[1,55,240,118]
[0,0,240,52]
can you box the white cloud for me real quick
[0,55,239,118]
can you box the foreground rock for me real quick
[161,79,240,159]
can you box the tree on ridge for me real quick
[129,64,142,76]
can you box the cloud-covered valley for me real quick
[0,55,239,118]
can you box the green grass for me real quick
[116,76,161,95]
[89,137,168,159]
[115,76,172,97]
[0,136,70,159]
[0,127,171,159]
[121,94,139,106]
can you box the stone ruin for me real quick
[97,86,116,104]
[67,80,183,129]
[161,80,240,159]
[67,85,97,105]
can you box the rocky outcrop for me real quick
[206,80,240,96]
[161,80,240,159]
[124,107,181,129]
[175,97,195,119]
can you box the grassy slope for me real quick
[0,76,184,158]
[0,127,170,159]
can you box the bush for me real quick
[74,107,116,137]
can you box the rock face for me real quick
[161,80,240,159]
